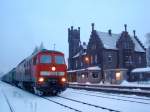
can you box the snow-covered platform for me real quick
[68,81,150,97]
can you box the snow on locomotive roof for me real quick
[32,49,63,55]
[132,67,150,73]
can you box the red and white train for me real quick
[2,49,67,95]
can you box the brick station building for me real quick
[67,23,146,84]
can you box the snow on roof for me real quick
[73,51,87,58]
[67,69,85,73]
[82,52,87,55]
[82,44,87,49]
[67,66,101,73]
[86,66,101,70]
[131,36,145,52]
[97,31,120,50]
[132,67,150,73]
[72,52,80,58]
[96,31,145,52]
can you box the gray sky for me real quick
[0,0,150,73]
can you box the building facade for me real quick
[68,23,146,84]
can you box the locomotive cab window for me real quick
[40,55,52,64]
[55,56,65,64]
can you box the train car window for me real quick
[55,56,65,64]
[40,55,52,64]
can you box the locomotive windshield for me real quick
[55,56,65,64]
[40,55,52,64]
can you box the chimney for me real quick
[133,30,136,37]
[78,27,80,31]
[71,26,73,30]
[78,27,80,35]
[108,29,112,36]
[124,24,127,32]
[91,23,95,31]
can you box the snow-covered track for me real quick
[38,96,83,112]
[69,83,150,97]
[1,89,15,112]
[30,89,120,112]
[56,96,121,112]
[69,91,150,105]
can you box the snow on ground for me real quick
[0,81,150,112]
[0,81,75,112]
[60,89,150,112]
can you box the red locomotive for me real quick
[2,49,67,95]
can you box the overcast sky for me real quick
[0,0,150,73]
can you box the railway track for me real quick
[36,91,120,112]
[74,89,150,101]
[35,94,122,112]
[39,96,83,112]
[1,89,15,112]
[69,90,150,105]
[69,83,150,97]
[56,96,121,112]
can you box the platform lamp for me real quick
[84,55,90,65]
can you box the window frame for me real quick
[55,55,65,64]
[40,54,52,64]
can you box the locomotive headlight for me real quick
[52,66,56,71]
[61,77,66,82]
[38,77,44,82]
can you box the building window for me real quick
[125,55,132,64]
[92,72,99,78]
[108,54,112,62]
[81,61,83,67]
[91,56,93,64]
[92,45,96,50]
[75,60,78,68]
[139,56,142,64]
[95,54,98,63]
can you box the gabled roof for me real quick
[72,42,87,58]
[96,31,145,52]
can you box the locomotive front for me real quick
[33,50,67,95]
